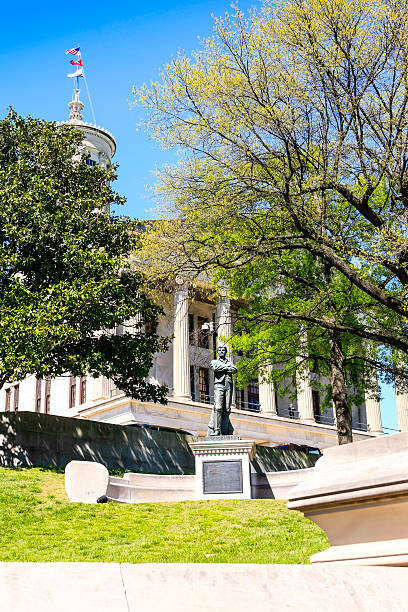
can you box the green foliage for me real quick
[0,110,168,401]
[135,0,408,407]
[0,467,328,563]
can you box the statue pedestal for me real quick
[189,437,257,500]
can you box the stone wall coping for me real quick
[123,472,195,481]
[288,478,408,511]
[311,537,408,565]
[288,432,408,511]
[321,431,408,462]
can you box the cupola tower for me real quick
[60,88,116,169]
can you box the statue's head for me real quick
[217,346,227,358]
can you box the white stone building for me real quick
[1,90,402,450]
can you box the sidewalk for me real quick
[0,562,406,611]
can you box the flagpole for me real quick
[83,71,97,125]
[76,43,80,93]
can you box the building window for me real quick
[69,376,76,408]
[197,317,210,349]
[5,388,10,412]
[35,379,42,413]
[190,366,196,401]
[188,314,195,345]
[235,388,245,410]
[247,380,260,411]
[44,377,51,414]
[85,158,96,166]
[312,390,321,421]
[79,376,87,405]
[13,385,19,412]
[199,368,210,403]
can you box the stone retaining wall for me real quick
[0,412,195,474]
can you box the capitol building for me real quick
[1,90,407,450]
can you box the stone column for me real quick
[258,364,277,415]
[216,289,235,408]
[296,359,315,423]
[396,392,408,432]
[216,291,232,349]
[365,394,383,434]
[173,279,191,400]
[395,353,408,432]
[364,371,383,434]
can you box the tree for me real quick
[136,0,408,355]
[0,110,168,402]
[224,249,390,445]
[140,183,399,443]
[133,0,408,439]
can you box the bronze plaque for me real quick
[203,460,243,494]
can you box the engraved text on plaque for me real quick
[202,460,243,494]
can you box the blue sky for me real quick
[0,0,255,218]
[1,0,399,431]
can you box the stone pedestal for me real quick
[288,432,408,566]
[189,437,256,500]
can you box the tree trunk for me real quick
[329,331,353,445]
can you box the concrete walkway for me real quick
[1,562,407,611]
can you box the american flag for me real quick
[65,46,81,56]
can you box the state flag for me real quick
[67,67,84,78]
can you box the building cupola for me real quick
[58,87,116,169]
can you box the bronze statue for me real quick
[207,346,237,436]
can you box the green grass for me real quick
[0,467,328,563]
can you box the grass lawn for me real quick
[0,467,328,564]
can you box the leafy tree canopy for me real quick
[136,0,408,351]
[134,0,408,439]
[0,110,168,402]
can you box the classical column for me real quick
[364,370,383,434]
[173,278,191,399]
[365,394,383,434]
[396,392,408,432]
[296,359,315,423]
[258,364,277,415]
[395,353,408,432]
[216,289,236,408]
[216,290,232,348]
